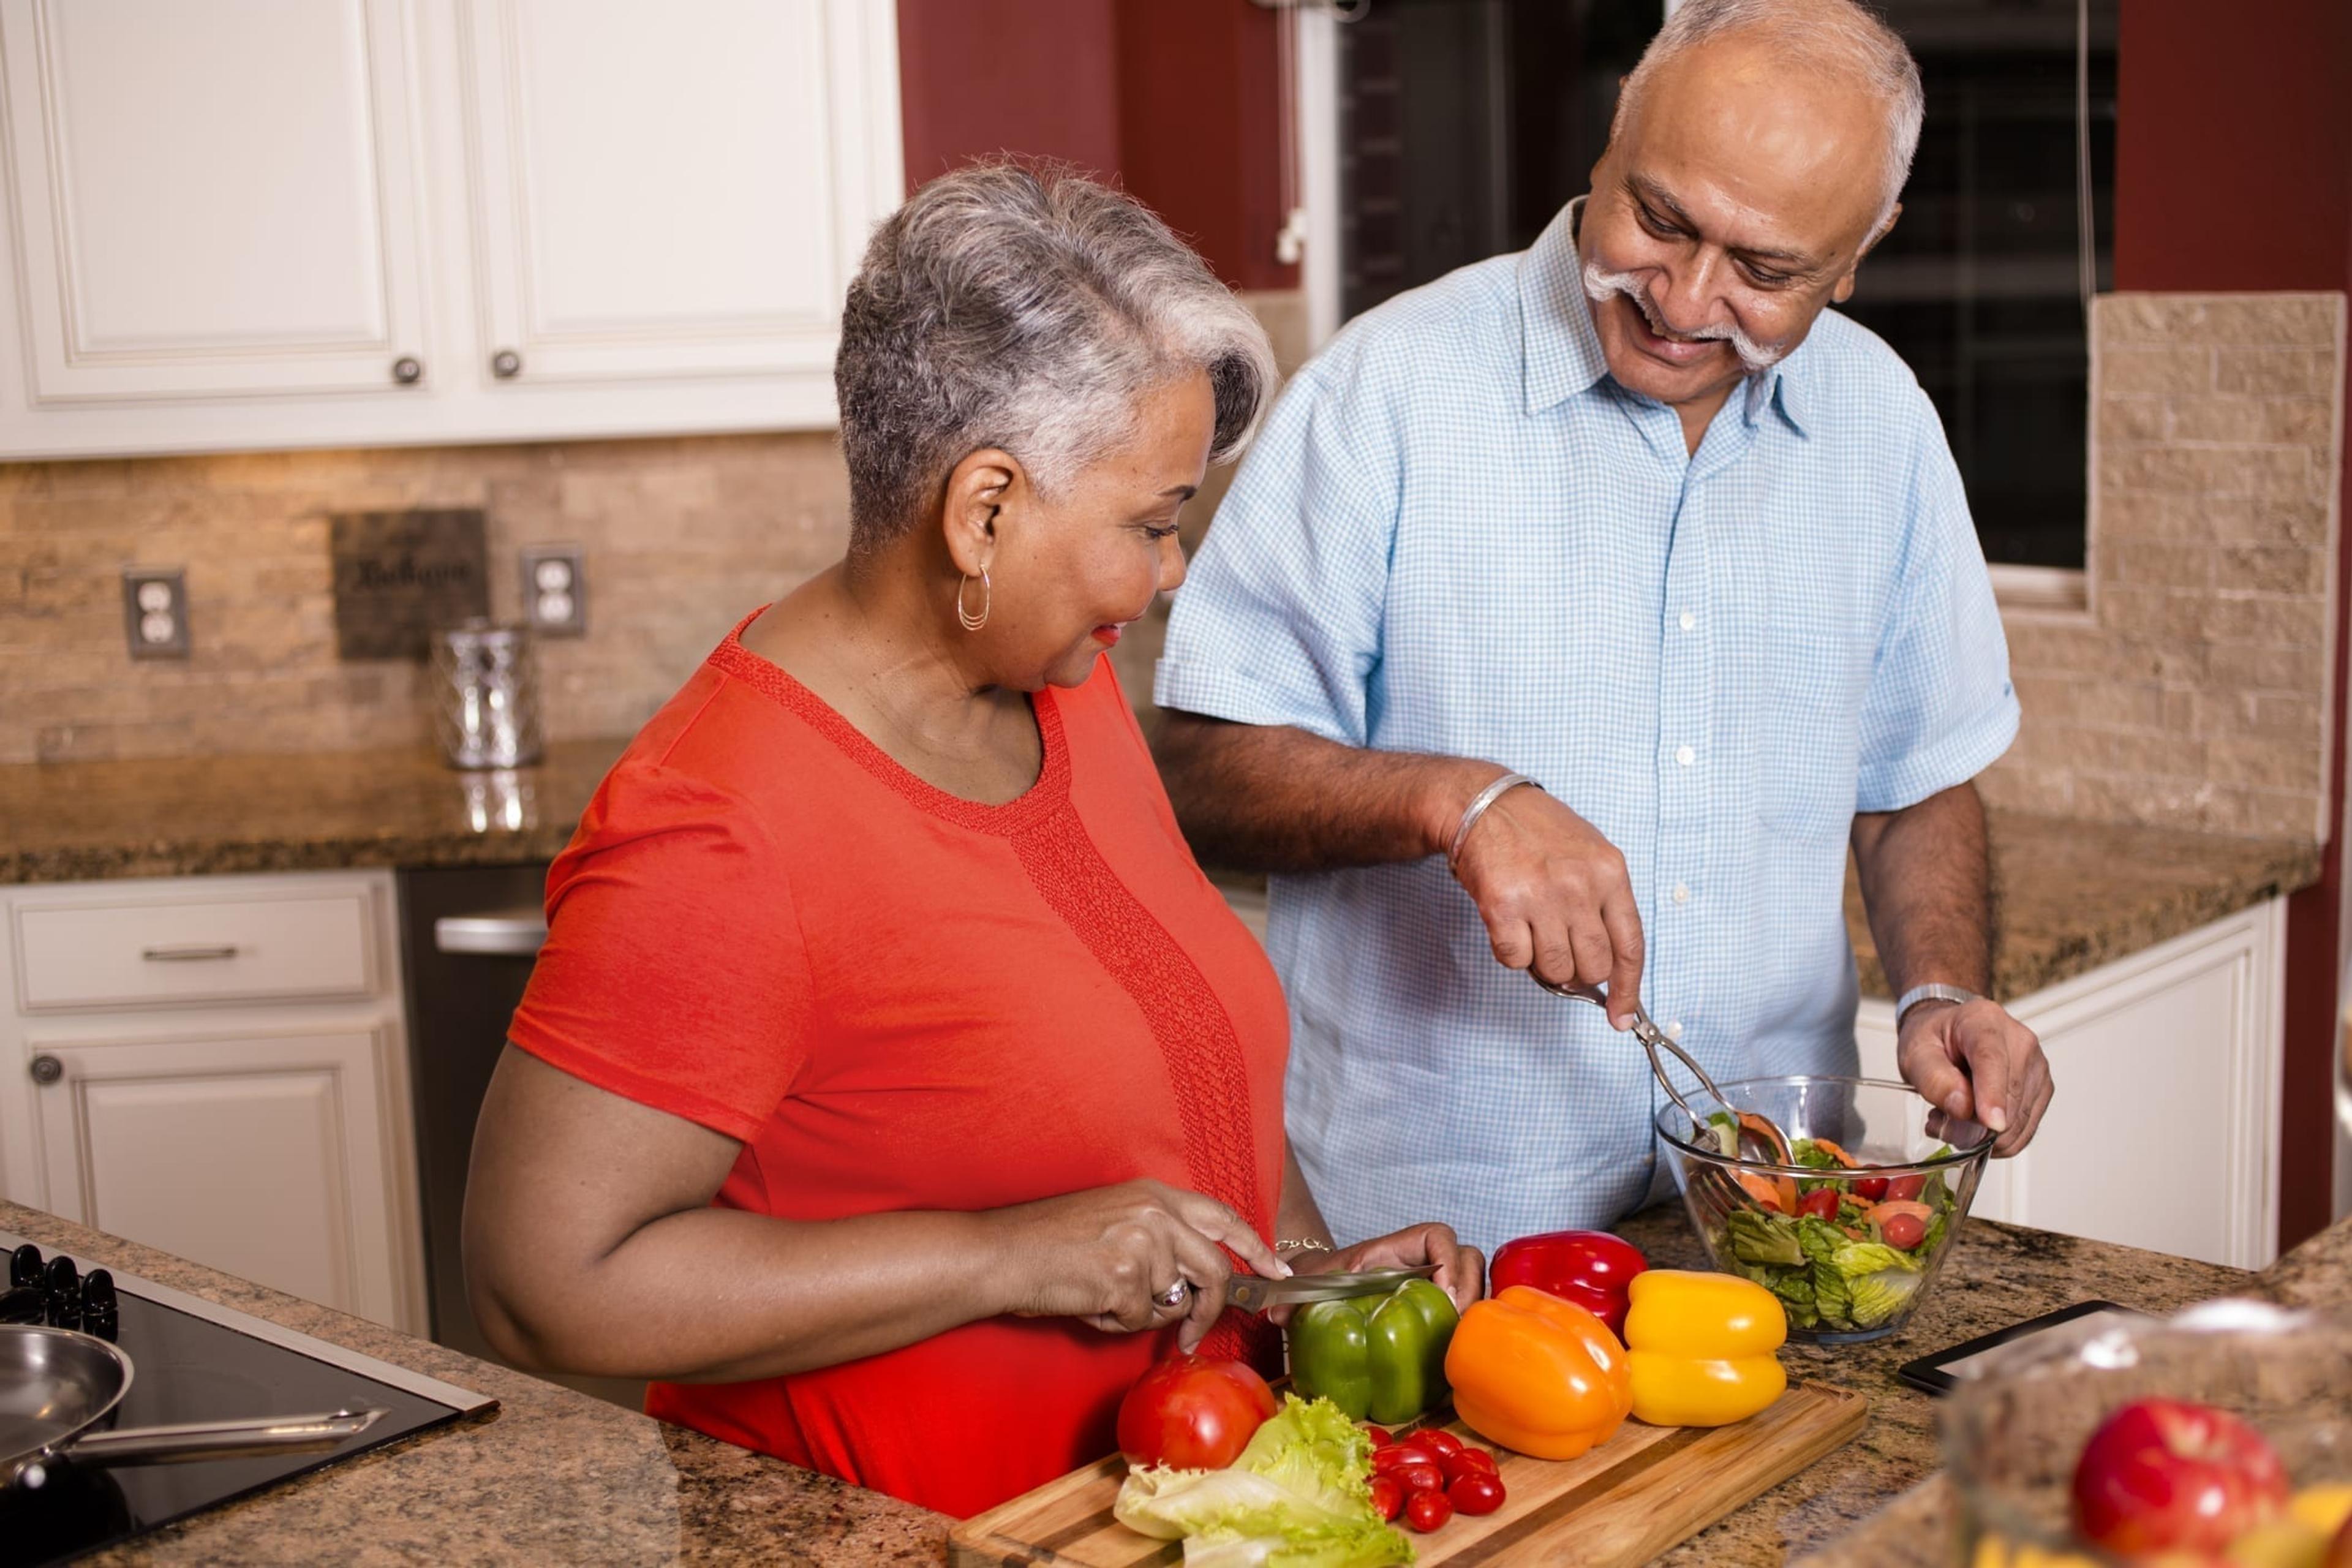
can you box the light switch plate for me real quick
[519,543,587,636]
[121,568,190,659]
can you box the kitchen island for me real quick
[8,1196,2340,1567]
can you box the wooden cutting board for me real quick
[948,1381,1868,1567]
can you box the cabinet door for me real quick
[29,1026,412,1329]
[0,0,433,404]
[456,0,892,385]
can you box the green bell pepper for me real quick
[1285,1278,1459,1426]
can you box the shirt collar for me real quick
[1518,194,1814,438]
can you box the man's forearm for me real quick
[1849,780,1994,998]
[1152,710,1504,874]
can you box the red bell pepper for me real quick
[1487,1230,1648,1336]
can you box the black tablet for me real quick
[1896,1300,2150,1395]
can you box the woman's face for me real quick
[987,371,1215,691]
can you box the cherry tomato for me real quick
[1114,1356,1278,1470]
[1364,1426,1394,1449]
[1417,1430,1463,1459]
[1368,1474,1405,1523]
[1443,1448,1499,1483]
[1395,1461,1444,1495]
[1852,1175,1890,1203]
[1405,1490,1455,1532]
[1881,1212,1928,1250]
[1796,1188,1841,1223]
[1373,1445,1423,1475]
[1886,1173,1928,1204]
[1449,1472,1507,1516]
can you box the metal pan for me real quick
[0,1324,385,1490]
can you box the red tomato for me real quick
[1368,1475,1405,1522]
[1443,1449,1499,1483]
[1114,1356,1277,1470]
[1418,1430,1463,1459]
[1396,1461,1444,1495]
[1449,1472,1507,1516]
[1364,1426,1394,1448]
[1406,1490,1455,1532]
[1852,1175,1890,1203]
[1796,1188,1841,1223]
[1885,1173,1928,1204]
[1881,1212,1928,1250]
[2071,1398,2290,1555]
[1373,1445,1423,1475]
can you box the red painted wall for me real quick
[2114,0,2352,1252]
[894,0,1295,291]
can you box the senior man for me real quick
[1152,0,2054,1252]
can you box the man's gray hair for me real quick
[835,161,1277,551]
[1618,0,1924,233]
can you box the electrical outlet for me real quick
[519,544,587,636]
[121,568,190,659]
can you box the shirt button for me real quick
[1673,882,1690,904]
[1665,1020,1685,1040]
[1675,744,1695,767]
[1679,610,1696,632]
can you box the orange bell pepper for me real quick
[1442,1284,1632,1460]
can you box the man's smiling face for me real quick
[1580,29,1898,414]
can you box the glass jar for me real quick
[429,620,543,769]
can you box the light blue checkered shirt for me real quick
[1155,202,2019,1254]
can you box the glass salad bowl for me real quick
[1942,1300,2352,1565]
[1653,1076,1996,1343]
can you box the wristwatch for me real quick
[1894,982,1981,1027]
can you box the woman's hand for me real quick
[988,1180,1289,1354]
[1294,1223,1487,1314]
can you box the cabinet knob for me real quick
[490,349,522,379]
[28,1055,61,1086]
[391,355,424,385]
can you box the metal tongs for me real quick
[1533,976,1793,1163]
[1225,1264,1438,1315]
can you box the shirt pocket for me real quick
[1758,622,1865,840]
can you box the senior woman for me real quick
[462,163,1480,1518]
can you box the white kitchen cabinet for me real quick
[0,0,902,458]
[1857,897,2286,1270]
[0,871,425,1333]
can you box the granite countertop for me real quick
[0,742,2325,994]
[9,1191,2341,1566]
[0,740,626,883]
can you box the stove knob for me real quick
[42,1256,78,1324]
[9,1244,41,1288]
[80,1270,115,1315]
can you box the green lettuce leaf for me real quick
[1811,1258,1852,1325]
[1848,1271,1923,1329]
[1182,1518,1416,1567]
[1726,1210,1804,1267]
[1114,1396,1411,1567]
[1829,1241,1922,1280]
[1795,1217,1846,1265]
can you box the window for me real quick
[1335,0,2116,569]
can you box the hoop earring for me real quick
[957,567,991,632]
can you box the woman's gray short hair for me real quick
[835,162,1278,551]
[1618,0,1924,233]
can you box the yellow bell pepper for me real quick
[1442,1284,1632,1460]
[1623,1268,1788,1427]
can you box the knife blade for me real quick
[1224,1264,1439,1314]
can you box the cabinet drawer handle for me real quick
[140,944,240,962]
[391,355,423,385]
[28,1055,61,1085]
[490,349,522,379]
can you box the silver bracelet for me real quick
[1449,772,1540,869]
[1894,982,1982,1027]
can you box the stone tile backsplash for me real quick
[0,289,2344,853]
[1981,292,2347,842]
[0,434,850,765]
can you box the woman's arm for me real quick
[1271,1144,1487,1312]
[463,1048,1287,1381]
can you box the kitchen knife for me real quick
[1224,1264,1439,1314]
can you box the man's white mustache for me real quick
[1581,261,1788,372]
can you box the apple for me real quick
[2071,1398,2291,1556]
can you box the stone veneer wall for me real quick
[1980,292,2348,842]
[0,434,850,764]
